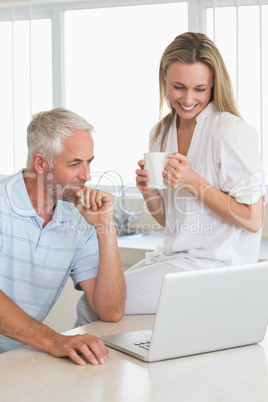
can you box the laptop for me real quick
[102,261,268,362]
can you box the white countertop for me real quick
[118,232,268,260]
[117,231,164,250]
[2,315,268,402]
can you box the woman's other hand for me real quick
[136,159,151,193]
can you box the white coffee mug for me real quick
[144,152,169,189]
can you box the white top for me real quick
[147,102,266,267]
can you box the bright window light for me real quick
[262,5,268,174]
[0,18,52,175]
[237,6,261,135]
[64,2,188,187]
[206,4,267,185]
[0,22,13,174]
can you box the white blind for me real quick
[0,8,52,175]
[205,1,268,184]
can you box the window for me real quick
[0,16,52,175]
[0,0,267,189]
[64,2,188,186]
[206,3,268,185]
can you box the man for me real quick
[0,107,126,366]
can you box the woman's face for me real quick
[164,61,214,124]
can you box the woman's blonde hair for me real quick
[152,32,241,150]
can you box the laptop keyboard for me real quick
[135,341,151,350]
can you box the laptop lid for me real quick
[102,261,268,362]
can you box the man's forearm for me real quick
[0,289,109,365]
[0,290,59,351]
[76,188,126,322]
[92,223,126,321]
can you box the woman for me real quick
[122,32,265,314]
[76,32,265,324]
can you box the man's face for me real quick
[45,129,94,204]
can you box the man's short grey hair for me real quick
[26,107,94,169]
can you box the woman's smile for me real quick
[178,102,199,112]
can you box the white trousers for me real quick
[75,256,222,327]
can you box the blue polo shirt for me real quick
[0,170,99,353]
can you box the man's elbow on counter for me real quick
[98,304,125,323]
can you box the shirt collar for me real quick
[6,169,76,223]
[6,170,37,217]
[196,101,215,123]
[53,199,78,223]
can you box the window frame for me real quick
[2,0,267,106]
[0,0,267,201]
